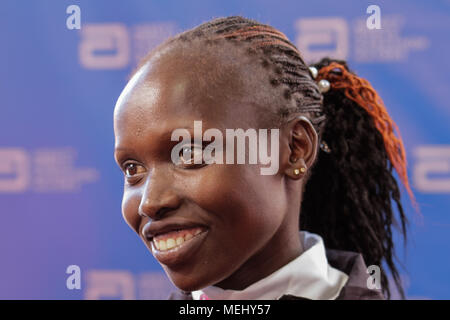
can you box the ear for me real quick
[280,116,318,180]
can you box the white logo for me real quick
[79,24,130,69]
[79,23,176,70]
[413,145,450,193]
[0,148,30,193]
[84,270,135,299]
[83,270,176,300]
[295,15,428,63]
[0,147,99,194]
[294,17,349,62]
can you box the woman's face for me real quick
[113,44,305,291]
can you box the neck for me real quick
[214,217,303,290]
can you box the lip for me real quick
[150,228,209,266]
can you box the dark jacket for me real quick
[167,248,385,300]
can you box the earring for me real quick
[294,166,307,175]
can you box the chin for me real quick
[170,277,205,292]
[165,268,216,292]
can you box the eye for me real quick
[178,145,206,167]
[123,162,146,178]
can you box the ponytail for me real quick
[300,58,411,299]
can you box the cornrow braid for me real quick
[160,16,325,129]
[144,16,409,299]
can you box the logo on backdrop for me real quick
[0,147,99,193]
[0,148,30,193]
[83,270,175,299]
[78,23,176,69]
[413,145,450,193]
[294,15,428,63]
[77,11,428,70]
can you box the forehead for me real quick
[113,41,281,145]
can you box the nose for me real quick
[138,167,181,220]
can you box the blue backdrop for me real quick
[0,0,449,299]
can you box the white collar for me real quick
[192,231,349,300]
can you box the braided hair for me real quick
[139,16,411,299]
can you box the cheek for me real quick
[184,164,284,252]
[121,188,141,234]
[196,164,281,214]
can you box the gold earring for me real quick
[294,168,300,175]
[300,166,306,173]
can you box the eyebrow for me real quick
[114,146,136,156]
[113,123,213,164]
[114,147,135,163]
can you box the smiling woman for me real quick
[113,16,412,300]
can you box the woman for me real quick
[113,16,412,300]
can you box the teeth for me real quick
[154,229,203,252]
[166,238,176,249]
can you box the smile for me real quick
[152,226,204,251]
[149,226,209,266]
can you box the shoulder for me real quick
[280,248,385,300]
[166,248,385,300]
